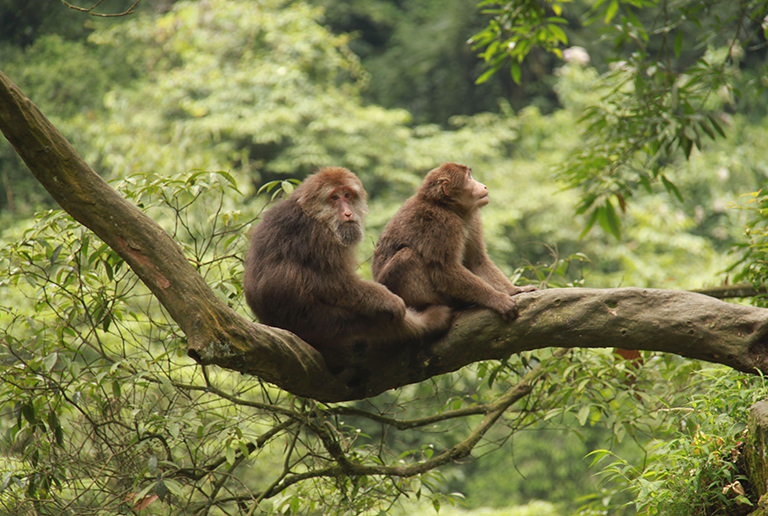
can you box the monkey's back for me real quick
[373,195,462,274]
[372,194,466,310]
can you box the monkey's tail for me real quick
[404,305,452,338]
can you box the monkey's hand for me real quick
[381,294,407,321]
[508,285,538,296]
[489,293,519,320]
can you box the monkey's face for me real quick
[427,163,489,213]
[465,170,489,208]
[295,167,368,247]
[449,168,489,212]
[329,186,364,246]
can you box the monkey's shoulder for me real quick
[393,196,463,233]
[250,200,322,260]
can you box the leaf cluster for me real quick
[471,0,768,239]
[470,0,570,84]
[588,369,765,515]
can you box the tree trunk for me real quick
[2,69,768,403]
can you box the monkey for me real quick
[243,166,451,378]
[372,162,537,319]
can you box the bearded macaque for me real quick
[243,167,451,376]
[373,162,536,319]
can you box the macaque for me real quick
[243,166,451,375]
[372,162,536,319]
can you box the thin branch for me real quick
[200,366,302,418]
[692,283,767,299]
[60,0,141,17]
[263,350,568,497]
[246,426,302,516]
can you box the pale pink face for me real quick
[329,186,356,223]
[467,170,489,208]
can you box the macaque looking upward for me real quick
[372,162,536,319]
[243,166,450,375]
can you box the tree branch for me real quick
[693,283,767,299]
[60,0,141,17]
[3,69,768,404]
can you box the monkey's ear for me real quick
[440,180,451,199]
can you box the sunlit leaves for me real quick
[470,0,571,84]
[727,190,768,305]
[78,0,418,189]
[472,0,768,238]
[257,178,301,200]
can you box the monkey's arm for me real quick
[317,278,406,320]
[471,253,536,296]
[430,261,517,313]
[462,216,535,296]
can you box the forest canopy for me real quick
[2,0,768,515]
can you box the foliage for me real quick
[472,0,768,238]
[0,30,135,215]
[308,0,540,125]
[0,163,733,514]
[729,190,768,306]
[67,0,424,192]
[470,0,569,85]
[398,499,560,516]
[584,368,764,515]
[2,0,768,513]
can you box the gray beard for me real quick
[337,222,363,246]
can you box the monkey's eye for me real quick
[344,192,353,200]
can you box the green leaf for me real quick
[579,209,599,239]
[476,63,501,84]
[155,480,168,501]
[679,134,693,159]
[281,180,295,195]
[600,200,622,240]
[605,0,619,23]
[548,24,568,44]
[661,175,684,202]
[708,115,726,138]
[21,403,36,426]
[698,119,716,140]
[577,405,590,426]
[148,455,158,474]
[510,62,521,84]
[639,175,652,194]
[673,30,683,57]
[50,244,63,265]
[43,352,58,373]
[47,412,63,448]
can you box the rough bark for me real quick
[3,69,768,403]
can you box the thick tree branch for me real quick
[3,69,768,403]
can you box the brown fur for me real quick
[372,162,536,318]
[243,167,450,377]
